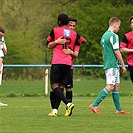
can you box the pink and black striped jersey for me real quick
[120,31,133,66]
[47,26,84,66]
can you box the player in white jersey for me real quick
[89,17,130,114]
[0,27,8,107]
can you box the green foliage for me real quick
[0,0,133,79]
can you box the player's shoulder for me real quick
[125,31,133,36]
[53,27,60,30]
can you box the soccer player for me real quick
[64,17,86,114]
[120,16,133,85]
[47,13,82,116]
[47,16,86,116]
[89,17,130,114]
[0,27,8,107]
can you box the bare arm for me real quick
[114,50,126,75]
[63,48,79,58]
[120,47,133,54]
[2,48,7,56]
[82,39,87,44]
[2,43,7,56]
[47,37,66,49]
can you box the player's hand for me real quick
[122,66,126,75]
[63,48,72,55]
[55,36,66,44]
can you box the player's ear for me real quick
[58,21,61,26]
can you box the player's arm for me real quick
[63,48,79,58]
[120,35,133,53]
[2,48,7,56]
[2,43,7,56]
[114,49,126,75]
[47,37,66,49]
[76,33,87,44]
[120,47,133,53]
[81,38,87,44]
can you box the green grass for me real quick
[0,79,132,97]
[0,79,133,133]
[0,97,132,133]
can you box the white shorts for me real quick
[105,68,120,85]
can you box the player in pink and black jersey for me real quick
[120,16,133,85]
[47,13,83,117]
[64,17,86,110]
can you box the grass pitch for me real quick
[0,97,132,133]
[0,79,132,133]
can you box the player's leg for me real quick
[112,68,130,114]
[50,64,74,116]
[0,58,3,75]
[0,63,8,107]
[53,87,64,115]
[48,89,56,116]
[65,69,73,103]
[89,68,115,114]
[0,62,3,85]
[128,65,133,85]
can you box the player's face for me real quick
[68,21,76,30]
[114,22,121,33]
[130,19,133,29]
[0,31,4,37]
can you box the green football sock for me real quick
[92,88,109,106]
[112,90,122,111]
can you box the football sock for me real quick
[92,88,109,106]
[54,87,68,105]
[55,88,64,109]
[66,90,73,103]
[50,91,56,109]
[112,90,122,111]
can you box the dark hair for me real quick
[68,17,77,23]
[58,13,68,25]
[129,16,133,23]
[0,27,5,33]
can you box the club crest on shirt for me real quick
[64,29,70,36]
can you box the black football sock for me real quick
[54,87,68,105]
[66,90,73,103]
[55,88,64,109]
[50,91,56,109]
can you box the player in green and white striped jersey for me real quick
[89,17,130,114]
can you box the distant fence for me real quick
[3,64,128,95]
[3,64,128,68]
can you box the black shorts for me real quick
[128,65,133,83]
[50,64,71,85]
[65,69,73,88]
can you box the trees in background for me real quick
[0,0,132,79]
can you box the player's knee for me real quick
[65,88,72,92]
[106,84,114,92]
[51,83,59,90]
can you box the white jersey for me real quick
[0,37,7,58]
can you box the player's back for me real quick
[100,30,119,69]
[52,26,78,65]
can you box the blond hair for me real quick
[109,17,121,26]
